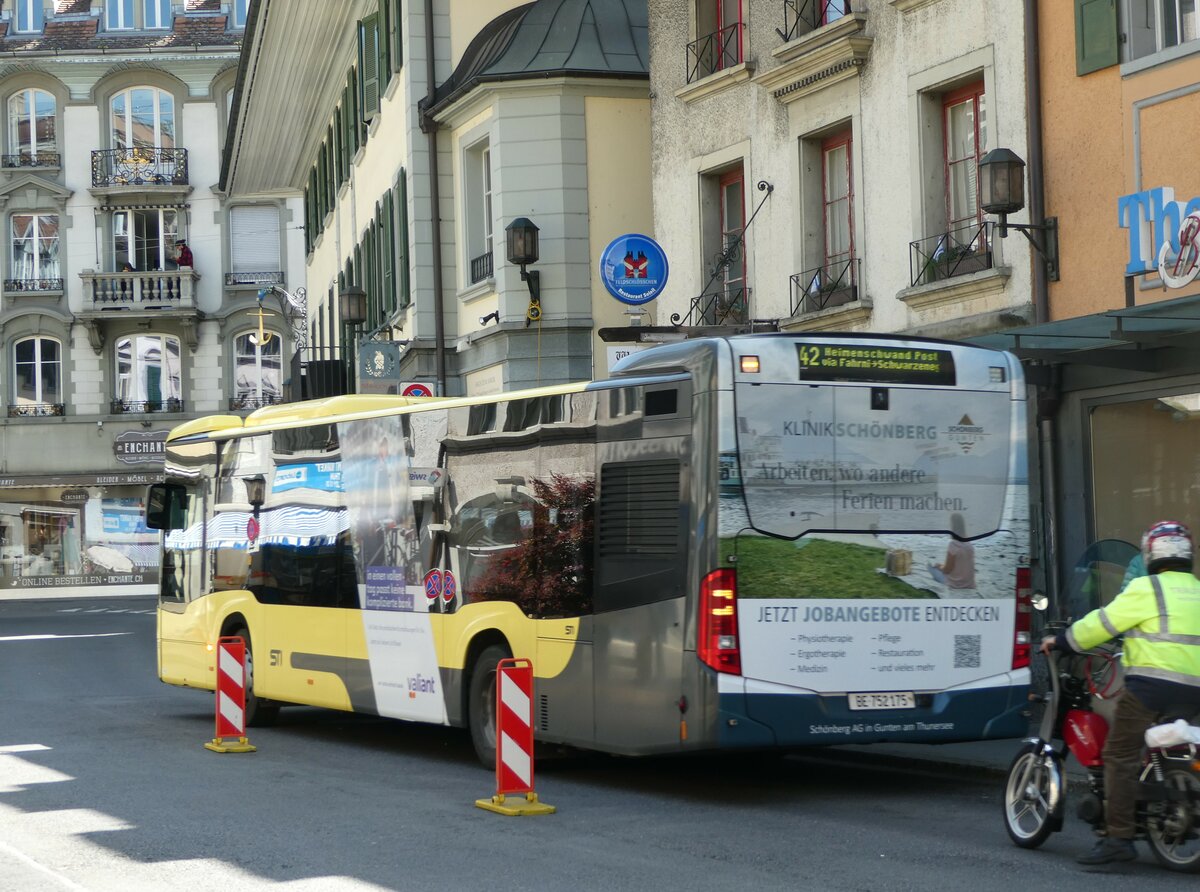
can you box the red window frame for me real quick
[714,0,744,69]
[719,165,746,301]
[821,131,854,275]
[942,82,985,233]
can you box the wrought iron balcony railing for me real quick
[110,398,184,414]
[779,0,851,42]
[789,257,858,316]
[7,403,64,418]
[2,152,61,169]
[225,271,284,287]
[91,147,188,188]
[5,277,64,292]
[673,286,750,327]
[470,251,493,284]
[229,394,283,411]
[909,222,992,287]
[686,22,744,83]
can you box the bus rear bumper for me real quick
[718,684,1030,748]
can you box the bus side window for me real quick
[594,459,684,612]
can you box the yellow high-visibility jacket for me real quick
[1067,570,1200,688]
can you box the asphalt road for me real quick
[0,596,1194,891]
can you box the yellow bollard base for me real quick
[203,736,257,753]
[475,791,556,816]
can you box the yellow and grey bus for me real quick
[148,333,1032,764]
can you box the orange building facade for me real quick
[985,1,1200,606]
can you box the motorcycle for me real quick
[1002,638,1200,871]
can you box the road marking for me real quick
[0,633,132,642]
[0,744,49,754]
[0,839,88,891]
[55,608,81,613]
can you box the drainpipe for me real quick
[422,0,447,396]
[1025,0,1060,611]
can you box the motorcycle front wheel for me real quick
[1146,766,1200,872]
[1002,746,1063,848]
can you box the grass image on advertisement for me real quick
[731,536,937,600]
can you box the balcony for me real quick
[2,152,61,170]
[92,148,187,187]
[755,1,871,102]
[470,251,493,284]
[686,22,744,84]
[7,403,64,418]
[4,277,64,294]
[909,222,993,288]
[790,257,857,316]
[289,345,351,401]
[225,271,284,287]
[676,286,750,327]
[81,269,197,310]
[110,398,184,414]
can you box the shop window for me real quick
[114,333,182,413]
[12,336,61,414]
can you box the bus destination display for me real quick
[796,342,956,385]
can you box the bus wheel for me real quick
[232,625,279,728]
[468,644,509,768]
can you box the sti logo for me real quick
[407,673,437,699]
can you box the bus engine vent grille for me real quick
[598,460,681,556]
[538,694,549,732]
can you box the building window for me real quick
[106,0,171,31]
[699,164,748,324]
[944,83,986,233]
[11,214,60,284]
[12,0,43,33]
[689,0,744,82]
[465,141,493,284]
[228,205,281,283]
[1125,0,1199,61]
[13,337,61,411]
[114,334,182,411]
[232,0,249,29]
[823,133,853,273]
[233,331,282,409]
[7,89,56,163]
[113,208,179,272]
[111,87,175,152]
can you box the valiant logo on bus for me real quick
[407,673,437,698]
[948,415,985,453]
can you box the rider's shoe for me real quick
[1076,837,1137,865]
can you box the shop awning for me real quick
[971,292,1200,370]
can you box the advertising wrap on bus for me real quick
[719,337,1029,743]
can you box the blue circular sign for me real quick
[599,234,669,306]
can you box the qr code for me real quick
[954,634,981,669]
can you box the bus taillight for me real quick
[698,568,741,676]
[1012,567,1033,670]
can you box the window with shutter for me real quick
[1076,0,1119,75]
[359,14,381,121]
[390,0,403,72]
[303,186,311,254]
[382,190,396,315]
[378,0,392,90]
[397,169,410,307]
[230,206,281,276]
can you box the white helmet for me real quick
[1142,520,1194,572]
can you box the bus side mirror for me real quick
[146,483,187,530]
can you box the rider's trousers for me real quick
[1103,690,1158,839]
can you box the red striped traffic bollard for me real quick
[203,636,257,754]
[475,657,554,815]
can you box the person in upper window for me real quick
[1041,520,1200,866]
[174,239,193,268]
